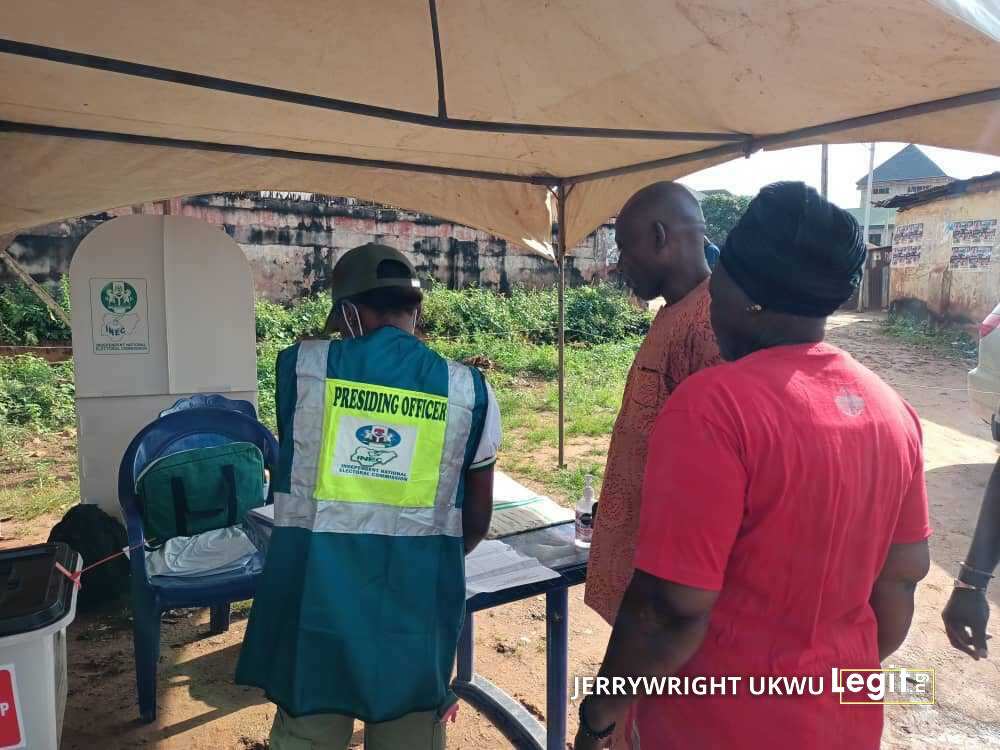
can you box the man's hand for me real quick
[572,728,610,750]
[942,588,990,659]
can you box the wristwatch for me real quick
[954,578,986,593]
[579,697,616,741]
[957,561,993,591]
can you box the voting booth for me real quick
[69,216,257,517]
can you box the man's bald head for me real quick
[618,181,706,232]
[614,181,710,302]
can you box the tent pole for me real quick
[858,142,876,312]
[0,234,71,328]
[556,185,567,469]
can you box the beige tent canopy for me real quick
[2,0,998,461]
[2,0,998,247]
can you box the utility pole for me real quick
[858,142,876,312]
[820,144,829,198]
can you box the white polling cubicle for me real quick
[70,215,257,516]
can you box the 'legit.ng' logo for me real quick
[833,667,935,705]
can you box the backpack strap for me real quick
[221,464,238,527]
[170,477,189,538]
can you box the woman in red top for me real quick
[575,182,931,750]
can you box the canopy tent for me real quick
[2,0,998,463]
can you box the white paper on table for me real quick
[465,539,560,598]
[489,471,574,538]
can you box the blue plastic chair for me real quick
[159,393,258,420]
[118,403,279,723]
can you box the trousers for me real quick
[269,706,446,750]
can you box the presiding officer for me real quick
[238,243,502,750]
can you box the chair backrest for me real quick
[118,408,279,516]
[159,394,258,420]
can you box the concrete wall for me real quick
[1,193,618,300]
[889,183,1000,323]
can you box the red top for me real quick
[633,342,930,749]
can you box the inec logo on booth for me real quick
[100,281,138,314]
[351,425,402,468]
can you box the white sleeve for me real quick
[469,380,502,470]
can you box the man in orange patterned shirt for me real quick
[585,181,722,626]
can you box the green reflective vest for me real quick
[236,327,488,721]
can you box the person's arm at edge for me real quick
[870,540,930,661]
[869,411,930,661]
[963,458,1000,577]
[579,572,718,738]
[463,464,494,554]
[463,377,501,554]
[943,456,1000,658]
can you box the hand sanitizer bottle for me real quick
[575,475,596,548]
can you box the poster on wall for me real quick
[948,219,998,244]
[891,246,922,267]
[947,219,998,271]
[893,223,924,244]
[949,246,993,270]
[89,278,150,354]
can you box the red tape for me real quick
[53,561,81,590]
[440,702,459,725]
[53,543,145,590]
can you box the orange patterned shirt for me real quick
[584,278,721,625]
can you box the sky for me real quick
[679,143,1000,210]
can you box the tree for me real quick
[701,193,752,247]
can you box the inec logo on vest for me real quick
[320,380,449,503]
[331,414,419,484]
[351,425,402,468]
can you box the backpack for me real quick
[136,442,265,545]
[47,504,129,612]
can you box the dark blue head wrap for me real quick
[721,182,866,317]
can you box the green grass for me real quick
[0,455,78,522]
[883,314,977,361]
[474,337,636,502]
[231,599,254,619]
[501,458,606,505]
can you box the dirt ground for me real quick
[4,312,1000,748]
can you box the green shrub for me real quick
[254,298,294,342]
[420,285,517,340]
[564,285,650,343]
[255,296,332,343]
[0,354,75,429]
[420,282,649,345]
[0,278,72,345]
[255,338,285,430]
[287,295,332,340]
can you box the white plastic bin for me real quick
[0,543,81,750]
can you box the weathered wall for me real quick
[889,184,1000,323]
[1,193,618,300]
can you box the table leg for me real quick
[546,587,569,750]
[454,607,545,749]
[457,610,474,682]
